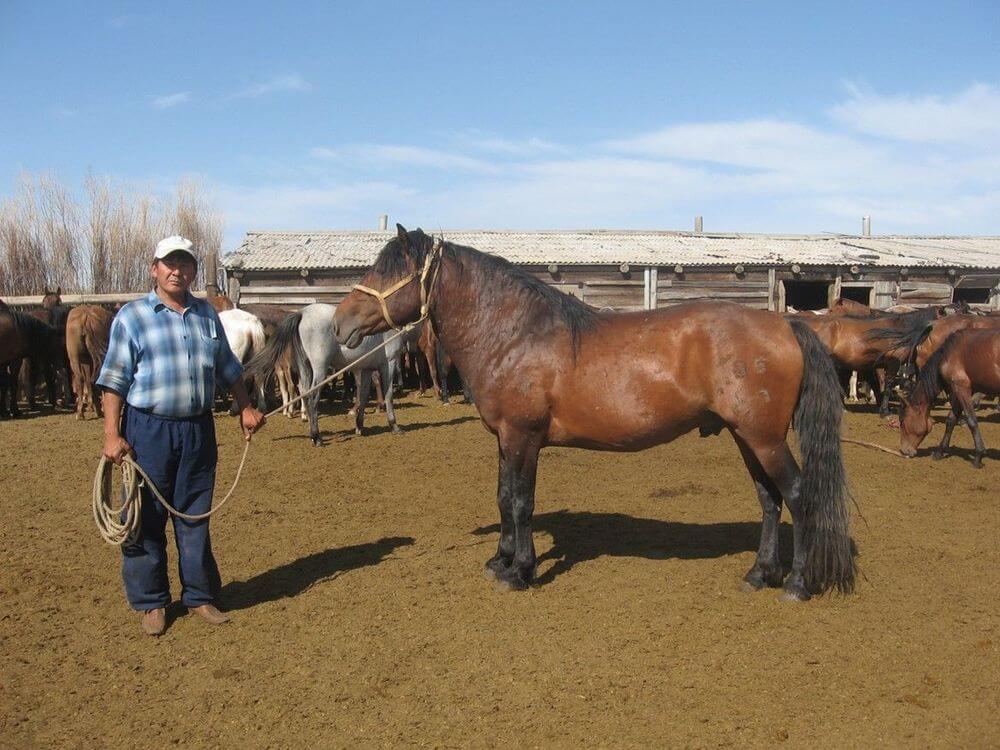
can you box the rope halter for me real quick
[352,237,444,330]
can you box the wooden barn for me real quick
[223,230,1000,314]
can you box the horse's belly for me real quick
[546,403,706,452]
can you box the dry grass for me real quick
[0,172,223,296]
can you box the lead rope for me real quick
[93,240,445,546]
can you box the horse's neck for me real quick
[430,256,536,378]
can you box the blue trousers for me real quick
[121,408,221,610]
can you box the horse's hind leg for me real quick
[740,438,809,600]
[354,370,372,436]
[733,435,784,590]
[305,373,324,446]
[382,363,402,434]
[953,385,987,468]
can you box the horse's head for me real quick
[897,393,932,457]
[42,287,62,309]
[334,224,440,348]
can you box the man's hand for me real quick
[239,406,266,440]
[103,435,133,466]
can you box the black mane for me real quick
[373,229,600,352]
[908,333,957,407]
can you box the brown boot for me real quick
[189,603,230,625]
[139,607,166,636]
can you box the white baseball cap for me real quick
[154,235,197,262]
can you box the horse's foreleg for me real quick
[484,450,515,581]
[733,435,785,590]
[491,433,541,591]
[848,371,859,403]
[932,398,961,461]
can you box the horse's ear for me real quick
[396,223,409,246]
[56,286,61,295]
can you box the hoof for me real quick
[743,564,784,591]
[355,427,363,436]
[310,437,323,447]
[483,566,499,582]
[931,451,944,461]
[779,590,810,602]
[390,425,403,435]
[491,576,529,593]
[973,458,984,469]
[739,580,761,593]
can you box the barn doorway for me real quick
[783,280,829,312]
[953,287,990,305]
[839,285,872,306]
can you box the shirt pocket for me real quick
[198,316,222,366]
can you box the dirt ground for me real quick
[1,394,997,748]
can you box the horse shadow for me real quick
[219,535,414,610]
[472,510,789,586]
[915,445,1000,465]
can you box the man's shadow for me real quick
[472,510,788,586]
[219,535,414,610]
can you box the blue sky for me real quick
[1,1,999,249]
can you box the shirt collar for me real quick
[146,289,198,313]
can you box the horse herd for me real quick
[1,225,998,599]
[0,287,465,432]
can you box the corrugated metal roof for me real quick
[223,230,1000,271]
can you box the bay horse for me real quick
[65,305,114,420]
[793,307,949,415]
[883,313,1000,379]
[898,328,1000,468]
[334,226,856,600]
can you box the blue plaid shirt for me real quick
[97,290,244,417]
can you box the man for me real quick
[97,235,265,636]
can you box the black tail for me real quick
[245,312,303,391]
[789,320,857,595]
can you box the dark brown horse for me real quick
[899,328,1000,468]
[0,300,62,417]
[334,226,855,600]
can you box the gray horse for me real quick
[247,303,417,445]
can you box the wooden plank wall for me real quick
[227,267,993,314]
[656,269,771,310]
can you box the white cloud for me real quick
[311,144,497,174]
[453,131,565,157]
[150,92,191,110]
[831,82,1000,145]
[204,83,1000,239]
[228,75,311,100]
